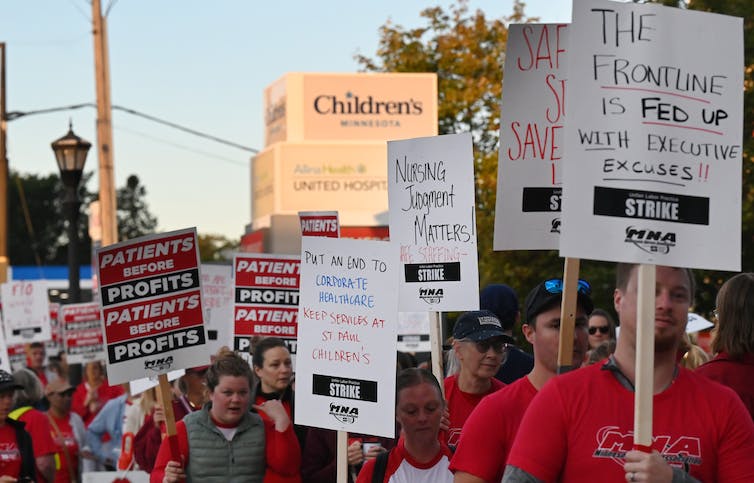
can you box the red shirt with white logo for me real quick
[0,424,22,479]
[507,362,754,482]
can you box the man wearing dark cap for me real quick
[443,310,508,446]
[0,369,37,481]
[451,278,592,483]
[479,284,534,384]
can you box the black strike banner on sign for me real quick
[404,262,461,283]
[522,187,562,212]
[312,374,378,402]
[593,186,710,225]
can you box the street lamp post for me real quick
[51,122,91,303]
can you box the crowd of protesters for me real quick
[0,264,753,482]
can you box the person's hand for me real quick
[623,449,673,483]
[347,440,364,466]
[363,443,384,461]
[80,449,96,460]
[162,460,186,483]
[0,475,18,482]
[440,406,450,433]
[253,399,290,432]
[153,404,166,426]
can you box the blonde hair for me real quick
[680,333,710,369]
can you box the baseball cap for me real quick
[479,284,519,331]
[453,310,514,344]
[0,370,23,393]
[525,278,594,323]
[185,365,210,375]
[45,378,75,397]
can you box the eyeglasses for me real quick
[470,339,509,354]
[544,278,592,295]
[588,326,609,335]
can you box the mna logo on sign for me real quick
[419,288,444,305]
[550,218,561,234]
[144,356,174,372]
[624,226,676,255]
[329,403,359,424]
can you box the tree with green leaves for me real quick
[116,174,158,241]
[357,0,617,311]
[9,171,159,268]
[198,233,238,262]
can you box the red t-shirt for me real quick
[0,424,22,479]
[695,352,754,421]
[450,375,537,482]
[49,413,79,483]
[507,362,754,482]
[150,412,301,483]
[442,374,504,446]
[17,408,57,458]
[356,436,453,483]
[71,381,125,427]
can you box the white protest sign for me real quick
[0,314,10,373]
[60,302,106,364]
[1,281,51,344]
[494,23,568,250]
[233,254,300,354]
[295,237,398,437]
[299,211,340,238]
[397,312,430,352]
[388,133,479,311]
[96,227,211,384]
[561,0,743,271]
[200,264,234,355]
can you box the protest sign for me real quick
[295,237,398,437]
[397,312,430,353]
[96,228,210,384]
[7,345,25,372]
[388,133,479,311]
[0,315,10,372]
[299,211,340,238]
[0,281,51,345]
[233,253,300,354]
[60,302,105,364]
[200,264,233,355]
[560,0,743,271]
[494,23,569,250]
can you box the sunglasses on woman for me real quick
[588,326,609,335]
[470,338,509,353]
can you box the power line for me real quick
[6,102,259,154]
[112,105,258,153]
[114,124,248,167]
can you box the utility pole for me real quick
[0,43,9,283]
[92,0,118,246]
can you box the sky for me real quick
[0,0,571,241]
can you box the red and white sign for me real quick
[299,211,340,238]
[96,228,210,384]
[233,253,300,354]
[60,302,106,364]
[0,281,51,345]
